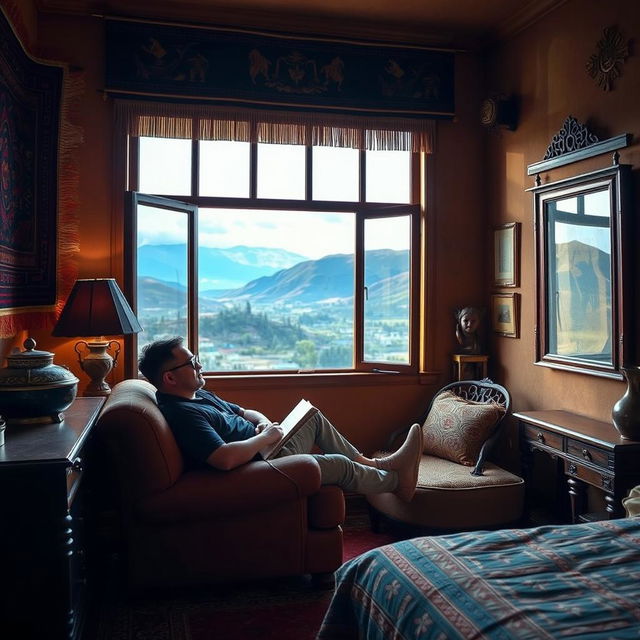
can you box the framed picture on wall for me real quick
[492,293,520,338]
[493,222,520,287]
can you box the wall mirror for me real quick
[531,162,633,379]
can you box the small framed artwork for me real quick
[493,222,520,287]
[492,293,520,338]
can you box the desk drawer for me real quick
[566,440,611,471]
[522,424,563,450]
[565,460,613,492]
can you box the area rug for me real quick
[93,499,403,640]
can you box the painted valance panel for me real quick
[105,18,455,119]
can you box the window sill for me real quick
[204,370,441,391]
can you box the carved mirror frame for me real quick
[528,118,633,379]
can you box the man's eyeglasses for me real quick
[164,354,200,373]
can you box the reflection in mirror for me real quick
[532,163,632,378]
[546,188,611,362]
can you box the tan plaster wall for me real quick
[486,0,640,423]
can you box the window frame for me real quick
[124,132,423,377]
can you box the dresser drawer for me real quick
[522,424,563,450]
[565,460,614,491]
[566,440,612,471]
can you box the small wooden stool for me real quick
[452,354,488,381]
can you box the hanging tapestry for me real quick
[0,6,80,337]
[105,18,455,119]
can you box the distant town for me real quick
[137,245,410,371]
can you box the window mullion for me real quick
[355,133,366,369]
[189,125,199,352]
[359,149,366,203]
[306,144,313,201]
[250,119,258,198]
[128,136,139,191]
[191,136,199,196]
[354,210,365,368]
[188,204,199,354]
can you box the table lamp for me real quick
[52,278,143,396]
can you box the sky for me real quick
[552,189,611,253]
[138,206,410,259]
[136,137,412,259]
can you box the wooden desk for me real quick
[515,410,640,523]
[0,396,105,640]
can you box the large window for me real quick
[127,126,421,374]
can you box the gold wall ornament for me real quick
[586,25,630,91]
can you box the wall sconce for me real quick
[480,94,518,131]
[52,278,143,396]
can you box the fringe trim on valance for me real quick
[115,100,435,153]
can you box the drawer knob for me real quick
[581,448,592,461]
[536,432,545,443]
[569,463,578,475]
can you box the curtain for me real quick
[115,99,435,152]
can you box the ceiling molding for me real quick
[493,0,568,40]
[35,1,469,48]
[35,0,568,49]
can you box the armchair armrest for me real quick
[137,454,321,524]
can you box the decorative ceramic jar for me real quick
[611,366,640,441]
[0,338,79,424]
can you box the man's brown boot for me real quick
[375,423,423,502]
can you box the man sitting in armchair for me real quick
[138,337,422,502]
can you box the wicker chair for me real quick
[366,379,524,533]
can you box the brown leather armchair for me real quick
[94,379,345,589]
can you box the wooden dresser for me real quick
[0,396,105,640]
[515,410,640,523]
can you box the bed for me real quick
[318,518,640,639]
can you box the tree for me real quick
[293,340,317,369]
[318,345,352,368]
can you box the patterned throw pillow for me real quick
[422,391,506,466]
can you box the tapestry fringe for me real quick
[55,69,84,317]
[0,311,55,338]
[115,100,435,153]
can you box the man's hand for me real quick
[255,420,278,434]
[259,423,283,444]
[207,422,283,471]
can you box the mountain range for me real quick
[138,245,409,309]
[137,239,610,316]
[138,244,309,290]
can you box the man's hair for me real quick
[138,336,184,388]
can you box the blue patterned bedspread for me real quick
[318,519,640,639]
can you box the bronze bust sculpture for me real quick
[455,307,484,354]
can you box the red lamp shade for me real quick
[52,278,142,338]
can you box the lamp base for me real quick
[76,340,120,397]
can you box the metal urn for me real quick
[0,338,79,424]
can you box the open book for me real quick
[259,399,319,460]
